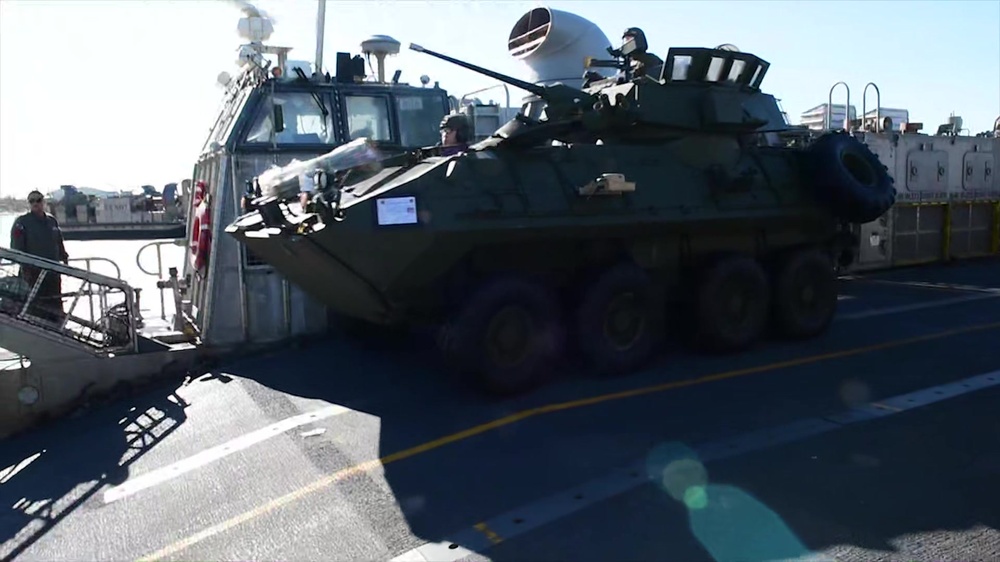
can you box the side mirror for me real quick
[273,103,285,133]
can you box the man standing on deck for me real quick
[9,190,70,322]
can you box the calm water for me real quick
[1,212,185,320]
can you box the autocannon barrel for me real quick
[408,42,597,120]
[409,43,547,98]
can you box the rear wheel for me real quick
[440,276,562,395]
[574,262,656,376]
[694,256,770,352]
[771,249,838,339]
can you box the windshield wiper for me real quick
[293,67,329,118]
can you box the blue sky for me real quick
[0,0,997,197]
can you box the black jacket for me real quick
[10,211,69,263]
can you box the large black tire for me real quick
[440,276,562,395]
[574,262,656,376]
[694,256,770,352]
[770,249,839,340]
[806,131,896,224]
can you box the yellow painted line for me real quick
[138,320,1000,561]
[473,522,504,545]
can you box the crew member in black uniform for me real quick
[9,190,70,321]
[622,27,663,79]
[438,113,472,156]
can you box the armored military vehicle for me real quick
[227,23,897,395]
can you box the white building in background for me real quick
[863,107,910,131]
[800,103,856,130]
[798,103,911,131]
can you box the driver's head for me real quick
[439,113,471,145]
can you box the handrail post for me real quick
[136,239,179,322]
[155,243,166,320]
[862,82,881,132]
[827,81,851,131]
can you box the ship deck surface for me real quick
[2,258,1000,562]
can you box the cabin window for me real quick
[202,90,250,152]
[396,94,446,147]
[670,55,692,80]
[344,95,392,142]
[750,65,764,88]
[706,56,725,81]
[244,92,334,145]
[727,60,746,82]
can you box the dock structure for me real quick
[0,247,200,438]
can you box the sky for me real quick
[0,0,997,198]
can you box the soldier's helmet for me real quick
[622,27,649,53]
[440,113,471,144]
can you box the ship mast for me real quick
[315,0,326,77]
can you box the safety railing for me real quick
[68,257,122,280]
[65,255,150,328]
[0,247,138,355]
[136,239,185,321]
[459,83,512,110]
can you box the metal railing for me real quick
[66,256,127,327]
[68,257,122,280]
[136,239,185,321]
[460,83,512,109]
[1,247,138,355]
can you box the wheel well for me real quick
[428,238,631,319]
[429,233,845,322]
[460,238,630,281]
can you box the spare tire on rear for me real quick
[805,131,896,224]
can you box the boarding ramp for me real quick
[0,247,199,438]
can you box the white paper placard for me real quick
[376,196,418,225]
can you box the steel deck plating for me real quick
[2,258,999,562]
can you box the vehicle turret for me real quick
[409,36,790,144]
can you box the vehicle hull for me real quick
[228,204,842,327]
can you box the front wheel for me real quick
[440,276,562,396]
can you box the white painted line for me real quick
[0,452,42,484]
[390,542,480,562]
[838,292,1000,321]
[389,368,1000,561]
[103,404,353,504]
[847,277,1000,294]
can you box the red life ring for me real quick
[190,199,212,272]
[192,180,206,206]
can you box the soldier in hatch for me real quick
[438,113,471,156]
[9,190,70,322]
[622,27,664,79]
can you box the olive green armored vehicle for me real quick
[227,30,896,396]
